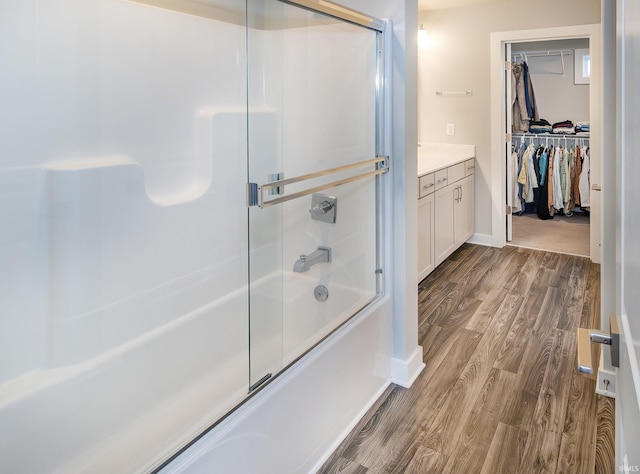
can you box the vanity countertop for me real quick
[417,143,476,177]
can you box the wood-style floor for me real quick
[319,244,615,474]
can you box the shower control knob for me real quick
[309,193,337,224]
[311,200,334,215]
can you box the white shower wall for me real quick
[1,1,250,471]
[1,0,383,471]
[248,18,379,381]
[0,0,248,381]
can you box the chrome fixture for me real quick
[246,156,388,208]
[577,314,620,375]
[314,285,329,302]
[268,172,284,196]
[309,193,337,223]
[293,246,331,273]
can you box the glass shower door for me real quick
[247,0,385,388]
[0,1,250,471]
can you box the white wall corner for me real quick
[390,346,425,388]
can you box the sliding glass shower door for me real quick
[246,0,385,388]
[0,0,385,471]
[0,1,250,471]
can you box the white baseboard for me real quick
[596,351,617,398]
[467,233,501,248]
[390,346,425,388]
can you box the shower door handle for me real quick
[247,156,389,209]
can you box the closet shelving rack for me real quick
[511,49,573,74]
[512,132,590,141]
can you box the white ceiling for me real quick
[418,0,499,11]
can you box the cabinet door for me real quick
[435,184,456,266]
[454,175,474,246]
[418,194,434,282]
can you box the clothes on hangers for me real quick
[510,136,590,219]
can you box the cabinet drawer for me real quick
[448,162,465,183]
[434,169,449,190]
[419,173,435,198]
[465,158,475,176]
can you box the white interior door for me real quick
[616,0,640,467]
[505,43,513,242]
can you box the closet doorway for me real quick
[508,38,592,257]
[489,24,602,264]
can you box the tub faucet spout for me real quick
[293,246,331,273]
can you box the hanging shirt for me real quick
[511,149,522,213]
[521,62,539,122]
[547,147,555,216]
[511,64,530,132]
[553,147,564,210]
[561,148,571,209]
[538,148,549,186]
[525,144,539,203]
[579,147,591,208]
[537,147,553,220]
[566,148,576,212]
[572,145,583,207]
[517,144,531,196]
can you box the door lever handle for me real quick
[577,314,619,375]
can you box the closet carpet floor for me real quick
[510,212,590,257]
[318,244,615,474]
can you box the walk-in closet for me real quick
[508,38,591,257]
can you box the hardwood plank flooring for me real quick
[319,244,615,474]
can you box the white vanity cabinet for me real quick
[435,160,475,266]
[418,147,475,282]
[417,173,435,281]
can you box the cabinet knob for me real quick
[423,183,434,189]
[437,177,448,183]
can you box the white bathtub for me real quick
[0,270,374,473]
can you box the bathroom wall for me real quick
[418,0,600,241]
